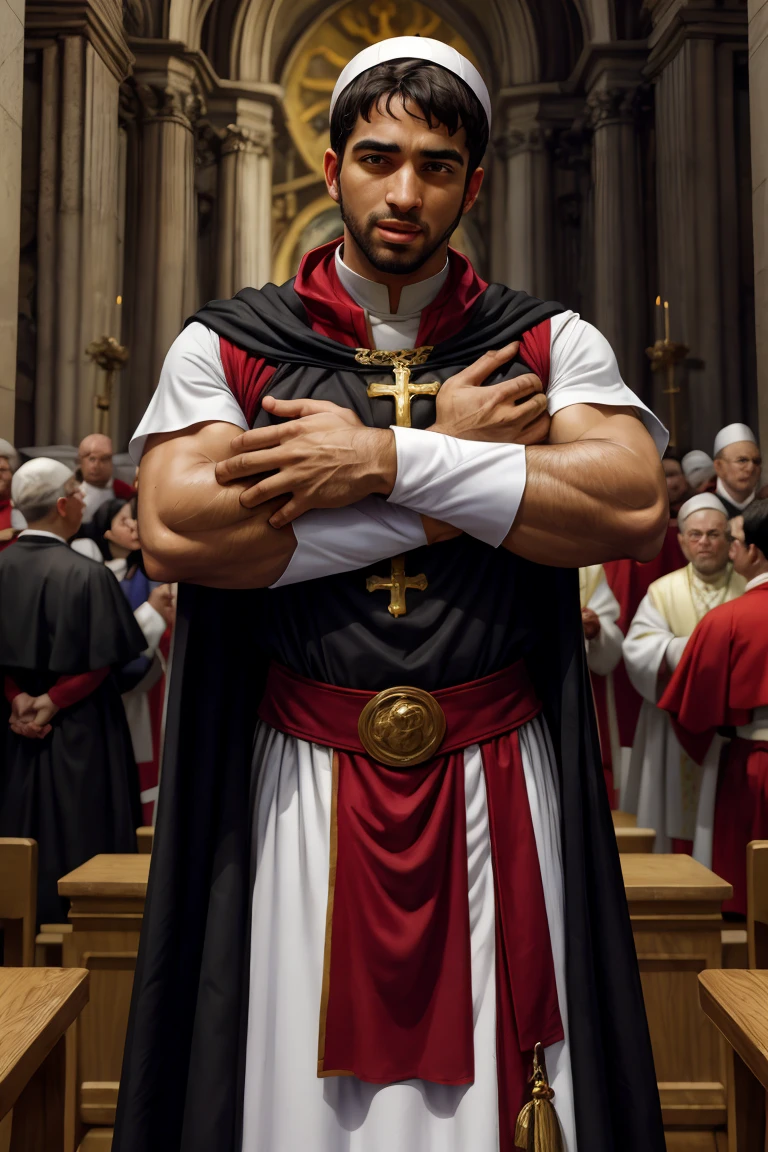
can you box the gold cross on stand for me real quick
[355,346,437,617]
[354,345,440,428]
[366,555,428,618]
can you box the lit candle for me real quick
[655,295,662,342]
[664,300,670,344]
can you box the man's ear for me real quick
[56,495,69,517]
[324,149,341,202]
[462,167,484,215]
[713,456,725,479]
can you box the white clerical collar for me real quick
[18,528,68,543]
[716,477,756,511]
[335,245,448,319]
[746,572,768,593]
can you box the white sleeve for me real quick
[585,572,623,676]
[129,322,247,462]
[622,593,684,702]
[387,427,526,547]
[133,600,167,655]
[271,497,427,587]
[548,311,668,455]
[70,537,103,562]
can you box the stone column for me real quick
[587,74,645,396]
[0,0,24,437]
[216,102,274,296]
[646,0,749,450]
[748,0,768,448]
[28,0,131,444]
[498,118,553,299]
[123,56,203,436]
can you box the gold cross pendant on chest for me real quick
[366,556,428,618]
[355,345,437,617]
[354,345,440,429]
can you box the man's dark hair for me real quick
[741,498,768,558]
[330,59,489,177]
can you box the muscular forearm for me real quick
[503,437,668,566]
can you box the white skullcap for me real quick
[330,36,492,131]
[0,438,18,471]
[713,423,757,456]
[11,457,73,508]
[682,449,715,488]
[678,493,729,524]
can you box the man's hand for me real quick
[431,341,550,445]
[216,398,397,528]
[148,583,176,628]
[0,526,15,543]
[30,693,59,727]
[10,693,52,739]
[581,607,601,641]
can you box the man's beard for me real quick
[338,190,463,276]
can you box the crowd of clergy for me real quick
[0,435,174,924]
[1,417,767,926]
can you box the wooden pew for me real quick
[58,856,149,1152]
[0,839,37,967]
[699,969,768,1152]
[58,851,732,1151]
[747,840,768,968]
[611,810,656,853]
[135,827,154,855]
[622,853,732,1148]
[0,967,89,1152]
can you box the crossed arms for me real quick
[138,338,668,590]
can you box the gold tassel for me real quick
[514,1043,564,1152]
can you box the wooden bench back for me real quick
[747,840,768,968]
[0,838,37,966]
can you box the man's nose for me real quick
[385,166,423,214]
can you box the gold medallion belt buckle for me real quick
[357,686,447,768]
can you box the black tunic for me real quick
[114,278,665,1152]
[0,535,146,923]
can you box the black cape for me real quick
[0,536,145,923]
[114,278,665,1151]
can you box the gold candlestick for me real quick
[86,336,129,435]
[646,313,688,449]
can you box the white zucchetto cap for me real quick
[330,36,492,131]
[677,493,729,524]
[713,423,757,456]
[0,438,18,472]
[681,450,715,489]
[11,457,73,507]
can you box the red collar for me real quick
[293,239,488,349]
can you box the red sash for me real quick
[258,662,563,1148]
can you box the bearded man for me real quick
[115,39,668,1152]
[623,495,745,860]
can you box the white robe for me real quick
[580,566,623,785]
[622,563,744,862]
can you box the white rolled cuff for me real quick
[387,427,526,547]
[665,634,689,672]
[270,497,427,588]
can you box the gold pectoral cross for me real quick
[355,346,438,617]
[366,555,428,618]
[355,346,440,429]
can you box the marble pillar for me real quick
[498,118,553,299]
[216,101,274,296]
[31,0,131,445]
[647,0,750,451]
[124,59,202,436]
[0,0,24,438]
[587,81,645,397]
[748,0,768,448]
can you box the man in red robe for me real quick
[115,37,668,1152]
[660,498,768,914]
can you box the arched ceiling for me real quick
[180,0,620,90]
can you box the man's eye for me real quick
[424,163,452,174]
[362,155,387,165]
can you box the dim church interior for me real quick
[0,0,767,456]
